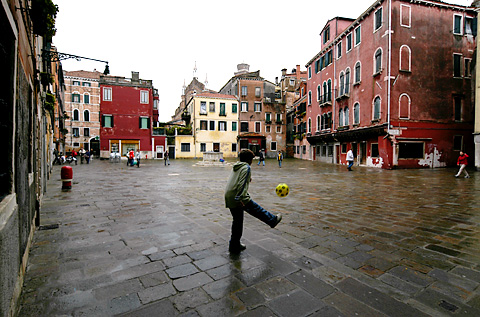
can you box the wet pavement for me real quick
[18,158,480,316]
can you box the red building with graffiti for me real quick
[99,71,165,159]
[305,0,476,169]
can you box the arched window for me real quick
[373,96,381,120]
[73,109,79,121]
[399,93,410,119]
[344,107,349,126]
[327,79,332,102]
[322,82,327,103]
[317,115,321,131]
[84,110,90,122]
[321,115,325,130]
[375,48,382,74]
[354,103,360,124]
[355,62,361,83]
[339,108,344,127]
[345,68,351,94]
[400,45,411,72]
[317,85,321,101]
[339,72,345,96]
[308,118,312,133]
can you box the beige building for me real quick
[177,92,238,159]
[64,70,102,155]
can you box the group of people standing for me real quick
[127,149,141,167]
[53,148,91,165]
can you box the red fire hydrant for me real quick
[61,166,73,190]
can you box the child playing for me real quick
[225,149,282,253]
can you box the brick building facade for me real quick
[305,0,476,169]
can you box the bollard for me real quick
[61,166,73,190]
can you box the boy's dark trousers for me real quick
[229,200,276,247]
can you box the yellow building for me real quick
[181,92,239,159]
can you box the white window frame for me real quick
[83,109,90,122]
[200,101,207,114]
[140,90,149,104]
[399,93,411,119]
[241,102,248,112]
[316,85,321,101]
[399,45,411,72]
[254,102,262,112]
[354,102,360,125]
[254,121,261,133]
[400,4,411,28]
[453,14,463,35]
[72,91,81,103]
[72,108,79,121]
[72,127,79,137]
[103,87,112,101]
[219,121,227,131]
[308,91,312,105]
[464,57,472,77]
[374,7,383,32]
[337,41,342,59]
[346,33,353,52]
[373,96,381,120]
[374,48,383,75]
[354,61,361,84]
[84,127,90,137]
[276,125,282,134]
[255,87,261,97]
[354,25,361,47]
[271,141,277,151]
[308,66,312,79]
[140,117,149,129]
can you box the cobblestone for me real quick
[17,159,480,316]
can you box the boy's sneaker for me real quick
[270,214,282,228]
[229,243,246,253]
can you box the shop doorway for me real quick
[360,142,367,165]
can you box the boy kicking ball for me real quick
[225,149,282,253]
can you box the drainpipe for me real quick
[473,0,480,170]
[387,0,392,131]
[387,0,394,168]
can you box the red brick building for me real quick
[305,0,476,169]
[100,71,164,159]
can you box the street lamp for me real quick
[42,50,110,74]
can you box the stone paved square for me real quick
[17,159,480,316]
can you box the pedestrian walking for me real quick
[257,149,265,166]
[455,151,470,178]
[135,150,141,168]
[225,149,282,253]
[164,150,170,166]
[277,150,283,168]
[53,148,61,165]
[346,148,354,171]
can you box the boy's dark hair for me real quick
[239,149,255,162]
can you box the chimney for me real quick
[275,77,279,85]
[281,68,287,76]
[131,71,139,83]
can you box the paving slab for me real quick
[17,159,480,316]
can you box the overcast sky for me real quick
[52,0,472,122]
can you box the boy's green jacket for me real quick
[225,162,251,208]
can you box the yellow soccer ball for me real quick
[275,183,289,197]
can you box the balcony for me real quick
[318,93,332,107]
[336,84,351,100]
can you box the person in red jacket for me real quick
[455,151,470,178]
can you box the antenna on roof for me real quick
[193,61,197,79]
